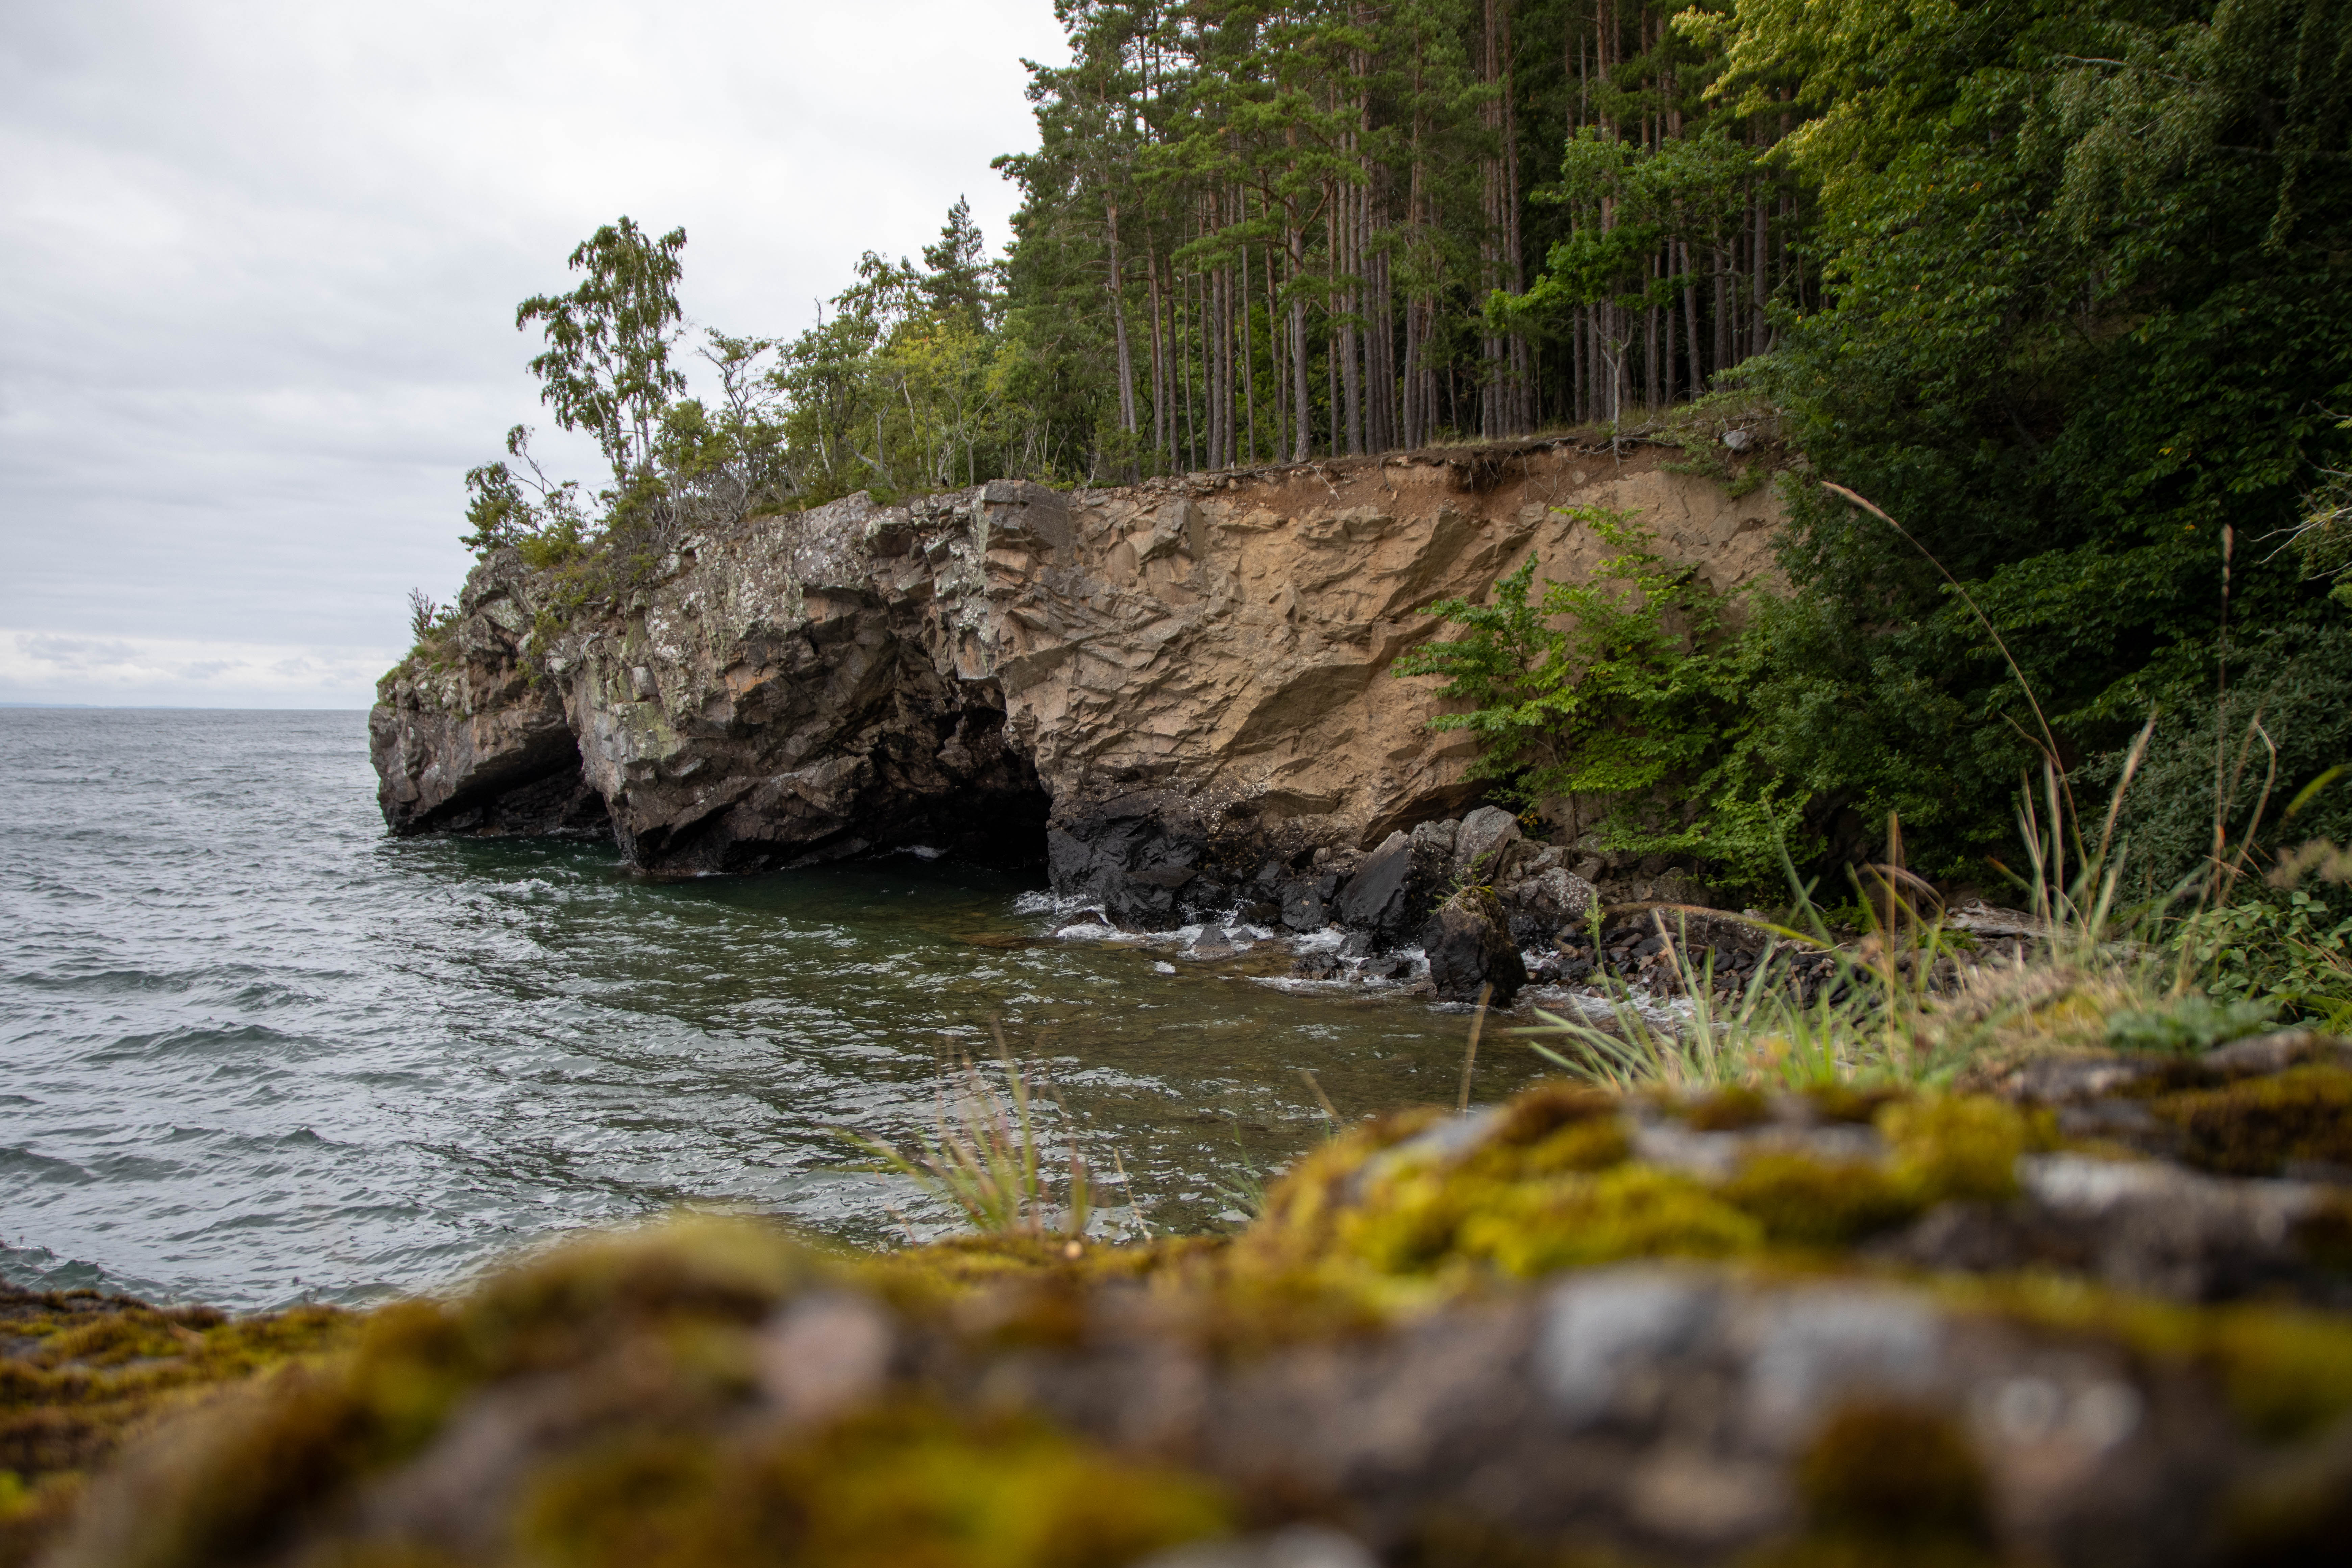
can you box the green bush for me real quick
[1395,507,1800,894]
[2174,891,2352,1028]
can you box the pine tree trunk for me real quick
[1752,187,1769,357]
[1182,264,1198,471]
[1105,197,1137,439]
[1714,245,1732,375]
[1240,241,1258,465]
[1289,220,1312,464]
[1266,242,1287,460]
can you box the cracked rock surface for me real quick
[371,446,1778,913]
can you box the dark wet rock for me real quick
[1290,950,1343,980]
[1407,818,1458,889]
[1048,793,1208,929]
[1337,931,1373,959]
[1419,886,1527,1005]
[1499,865,1596,945]
[1330,831,1416,942]
[1278,879,1327,933]
[1186,928,1240,960]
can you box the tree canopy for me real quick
[445,0,2352,888]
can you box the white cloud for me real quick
[0,630,403,709]
[0,0,1068,707]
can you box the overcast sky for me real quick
[0,0,1068,708]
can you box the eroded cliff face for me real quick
[370,441,1782,924]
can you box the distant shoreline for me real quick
[0,702,370,712]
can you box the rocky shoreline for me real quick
[370,444,1780,965]
[14,1032,2352,1568]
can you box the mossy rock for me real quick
[0,1282,350,1568]
[2151,1065,2352,1176]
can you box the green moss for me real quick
[1878,1097,2029,1205]
[1485,1084,1622,1146]
[1236,1111,1444,1272]
[0,1283,350,1568]
[1454,1167,1763,1278]
[50,1218,814,1568]
[1683,1086,1772,1132]
[1805,1084,1907,1126]
[2150,1065,2352,1177]
[1719,1154,1921,1249]
[1787,1401,1993,1561]
[515,1401,1231,1568]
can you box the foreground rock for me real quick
[36,1037,2352,1568]
[372,444,1775,928]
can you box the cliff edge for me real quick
[370,441,1782,928]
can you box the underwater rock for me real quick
[1290,949,1343,980]
[1188,927,1241,960]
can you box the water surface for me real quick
[0,709,1541,1308]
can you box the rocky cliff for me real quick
[371,441,1781,932]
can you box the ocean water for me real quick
[0,708,1536,1309]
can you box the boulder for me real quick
[1500,866,1598,945]
[1419,886,1528,1005]
[1452,805,1523,885]
[1331,831,1412,934]
[1279,880,1327,932]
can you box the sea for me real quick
[0,708,1533,1308]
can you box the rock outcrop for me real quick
[372,442,1778,932]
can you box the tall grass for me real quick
[1512,716,2235,1090]
[844,1035,1097,1240]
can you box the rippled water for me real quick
[0,708,1544,1308]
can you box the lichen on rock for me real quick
[25,1036,2352,1568]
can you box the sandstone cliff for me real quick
[371,441,1782,928]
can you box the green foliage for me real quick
[2175,892,2352,1027]
[2094,623,2352,910]
[2105,994,2283,1054]
[515,217,688,490]
[1710,0,2352,873]
[1396,506,1799,891]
